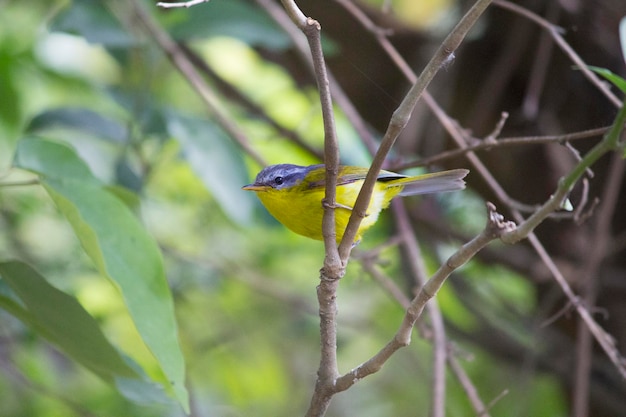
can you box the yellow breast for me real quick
[255,180,400,243]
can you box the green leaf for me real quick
[587,65,626,95]
[167,0,290,50]
[27,108,127,143]
[14,138,189,412]
[0,49,23,171]
[167,113,254,225]
[0,261,137,381]
[14,136,98,182]
[50,0,134,47]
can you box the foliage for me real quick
[1,1,625,417]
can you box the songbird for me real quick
[243,164,468,243]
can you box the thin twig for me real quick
[333,202,516,391]
[493,0,622,108]
[177,42,323,160]
[499,102,626,381]
[156,0,210,8]
[573,152,625,417]
[337,0,494,261]
[521,1,559,119]
[255,0,379,155]
[397,126,609,170]
[361,259,412,308]
[393,200,447,417]
[448,355,494,417]
[131,0,266,166]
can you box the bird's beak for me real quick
[242,184,268,191]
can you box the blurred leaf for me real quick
[51,0,134,47]
[14,136,98,182]
[41,178,188,411]
[115,157,144,192]
[108,88,169,138]
[0,50,22,170]
[587,66,626,95]
[0,261,137,381]
[167,0,290,50]
[27,108,127,143]
[14,137,189,412]
[167,113,254,225]
[105,184,142,211]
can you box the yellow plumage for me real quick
[243,164,468,244]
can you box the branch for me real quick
[337,0,494,261]
[132,0,266,166]
[573,152,625,417]
[395,127,610,169]
[493,0,622,108]
[276,2,343,416]
[156,0,210,8]
[393,200,447,417]
[255,0,379,155]
[333,202,516,391]
[501,101,626,244]
[497,100,626,381]
[177,42,323,160]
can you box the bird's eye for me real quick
[274,176,284,185]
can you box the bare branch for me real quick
[393,200,447,417]
[573,153,625,417]
[156,0,210,9]
[493,0,622,108]
[333,202,515,391]
[397,126,609,170]
[131,0,266,166]
[448,355,495,417]
[337,0,494,261]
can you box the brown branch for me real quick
[276,2,344,416]
[254,0,379,156]
[573,153,625,417]
[395,126,610,170]
[131,0,266,166]
[493,0,622,108]
[333,202,515,391]
[177,42,323,161]
[521,1,560,119]
[362,256,495,417]
[393,200,447,417]
[337,0,494,261]
[448,355,496,417]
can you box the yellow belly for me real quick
[255,180,400,243]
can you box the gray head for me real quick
[243,164,320,191]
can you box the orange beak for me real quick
[242,184,269,191]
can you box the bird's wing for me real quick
[306,167,406,189]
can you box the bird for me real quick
[242,164,469,244]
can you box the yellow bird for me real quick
[242,164,469,244]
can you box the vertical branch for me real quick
[393,201,447,417]
[255,0,378,155]
[278,2,342,416]
[573,153,625,417]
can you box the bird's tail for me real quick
[388,169,469,196]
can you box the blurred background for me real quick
[1,0,625,416]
